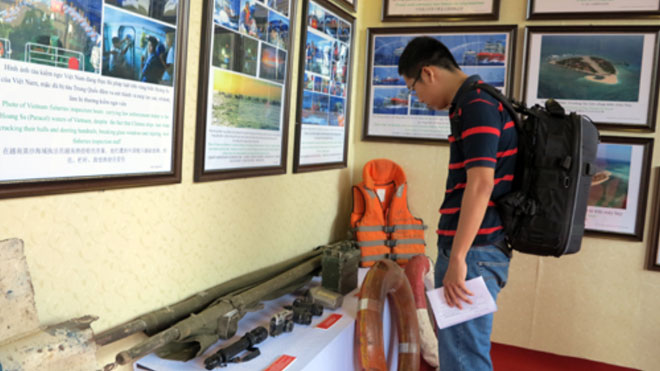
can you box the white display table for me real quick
[135,269,398,371]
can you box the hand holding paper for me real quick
[426,276,497,329]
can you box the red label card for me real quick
[264,355,296,371]
[316,313,343,329]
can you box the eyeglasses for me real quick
[407,68,423,96]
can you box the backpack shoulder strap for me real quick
[470,82,525,131]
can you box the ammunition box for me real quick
[321,241,360,295]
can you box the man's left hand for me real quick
[442,257,473,309]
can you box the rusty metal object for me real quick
[115,255,323,365]
[0,315,98,371]
[309,286,343,310]
[95,248,322,346]
[0,238,40,341]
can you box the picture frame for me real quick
[334,0,357,13]
[527,0,660,20]
[647,168,660,271]
[585,136,653,241]
[293,0,355,173]
[0,0,189,199]
[194,0,297,181]
[363,25,517,143]
[522,26,660,132]
[382,0,500,22]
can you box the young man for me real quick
[398,37,517,370]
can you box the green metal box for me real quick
[321,241,360,295]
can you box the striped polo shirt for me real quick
[437,75,518,248]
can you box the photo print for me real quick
[523,26,660,130]
[585,137,653,239]
[259,43,286,83]
[105,0,178,24]
[294,0,354,171]
[364,26,516,142]
[537,34,643,102]
[589,143,632,209]
[238,0,268,41]
[214,0,240,31]
[211,68,282,131]
[211,25,258,76]
[102,4,176,85]
[267,9,288,49]
[0,0,103,73]
[267,0,288,16]
[329,95,345,126]
[338,20,350,43]
[305,30,332,76]
[195,0,293,179]
[330,80,344,97]
[301,90,330,125]
[372,66,405,86]
[372,87,409,115]
[0,0,188,198]
[307,1,324,33]
[299,0,351,125]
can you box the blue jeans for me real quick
[434,244,511,371]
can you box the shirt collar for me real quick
[450,74,482,113]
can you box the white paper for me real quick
[427,276,497,329]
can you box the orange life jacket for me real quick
[351,159,426,267]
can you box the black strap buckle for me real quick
[494,239,513,258]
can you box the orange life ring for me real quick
[355,259,420,371]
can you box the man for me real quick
[398,37,517,370]
[141,36,165,83]
[160,33,176,85]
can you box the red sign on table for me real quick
[264,354,296,371]
[316,313,343,330]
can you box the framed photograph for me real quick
[334,0,356,12]
[647,169,660,271]
[585,136,653,240]
[363,25,517,143]
[528,0,660,20]
[0,0,189,199]
[194,0,296,181]
[383,0,500,22]
[522,26,660,131]
[293,0,354,172]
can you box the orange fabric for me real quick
[351,159,426,267]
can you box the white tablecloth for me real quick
[135,269,399,371]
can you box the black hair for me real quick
[398,36,460,78]
[148,36,159,48]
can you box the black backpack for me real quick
[450,83,600,257]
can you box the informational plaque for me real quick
[363,26,516,142]
[293,0,354,172]
[383,0,499,21]
[528,0,660,19]
[0,0,189,198]
[194,0,295,181]
[523,26,660,130]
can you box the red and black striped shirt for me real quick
[437,75,518,248]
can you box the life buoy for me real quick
[404,255,439,370]
[355,259,420,371]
